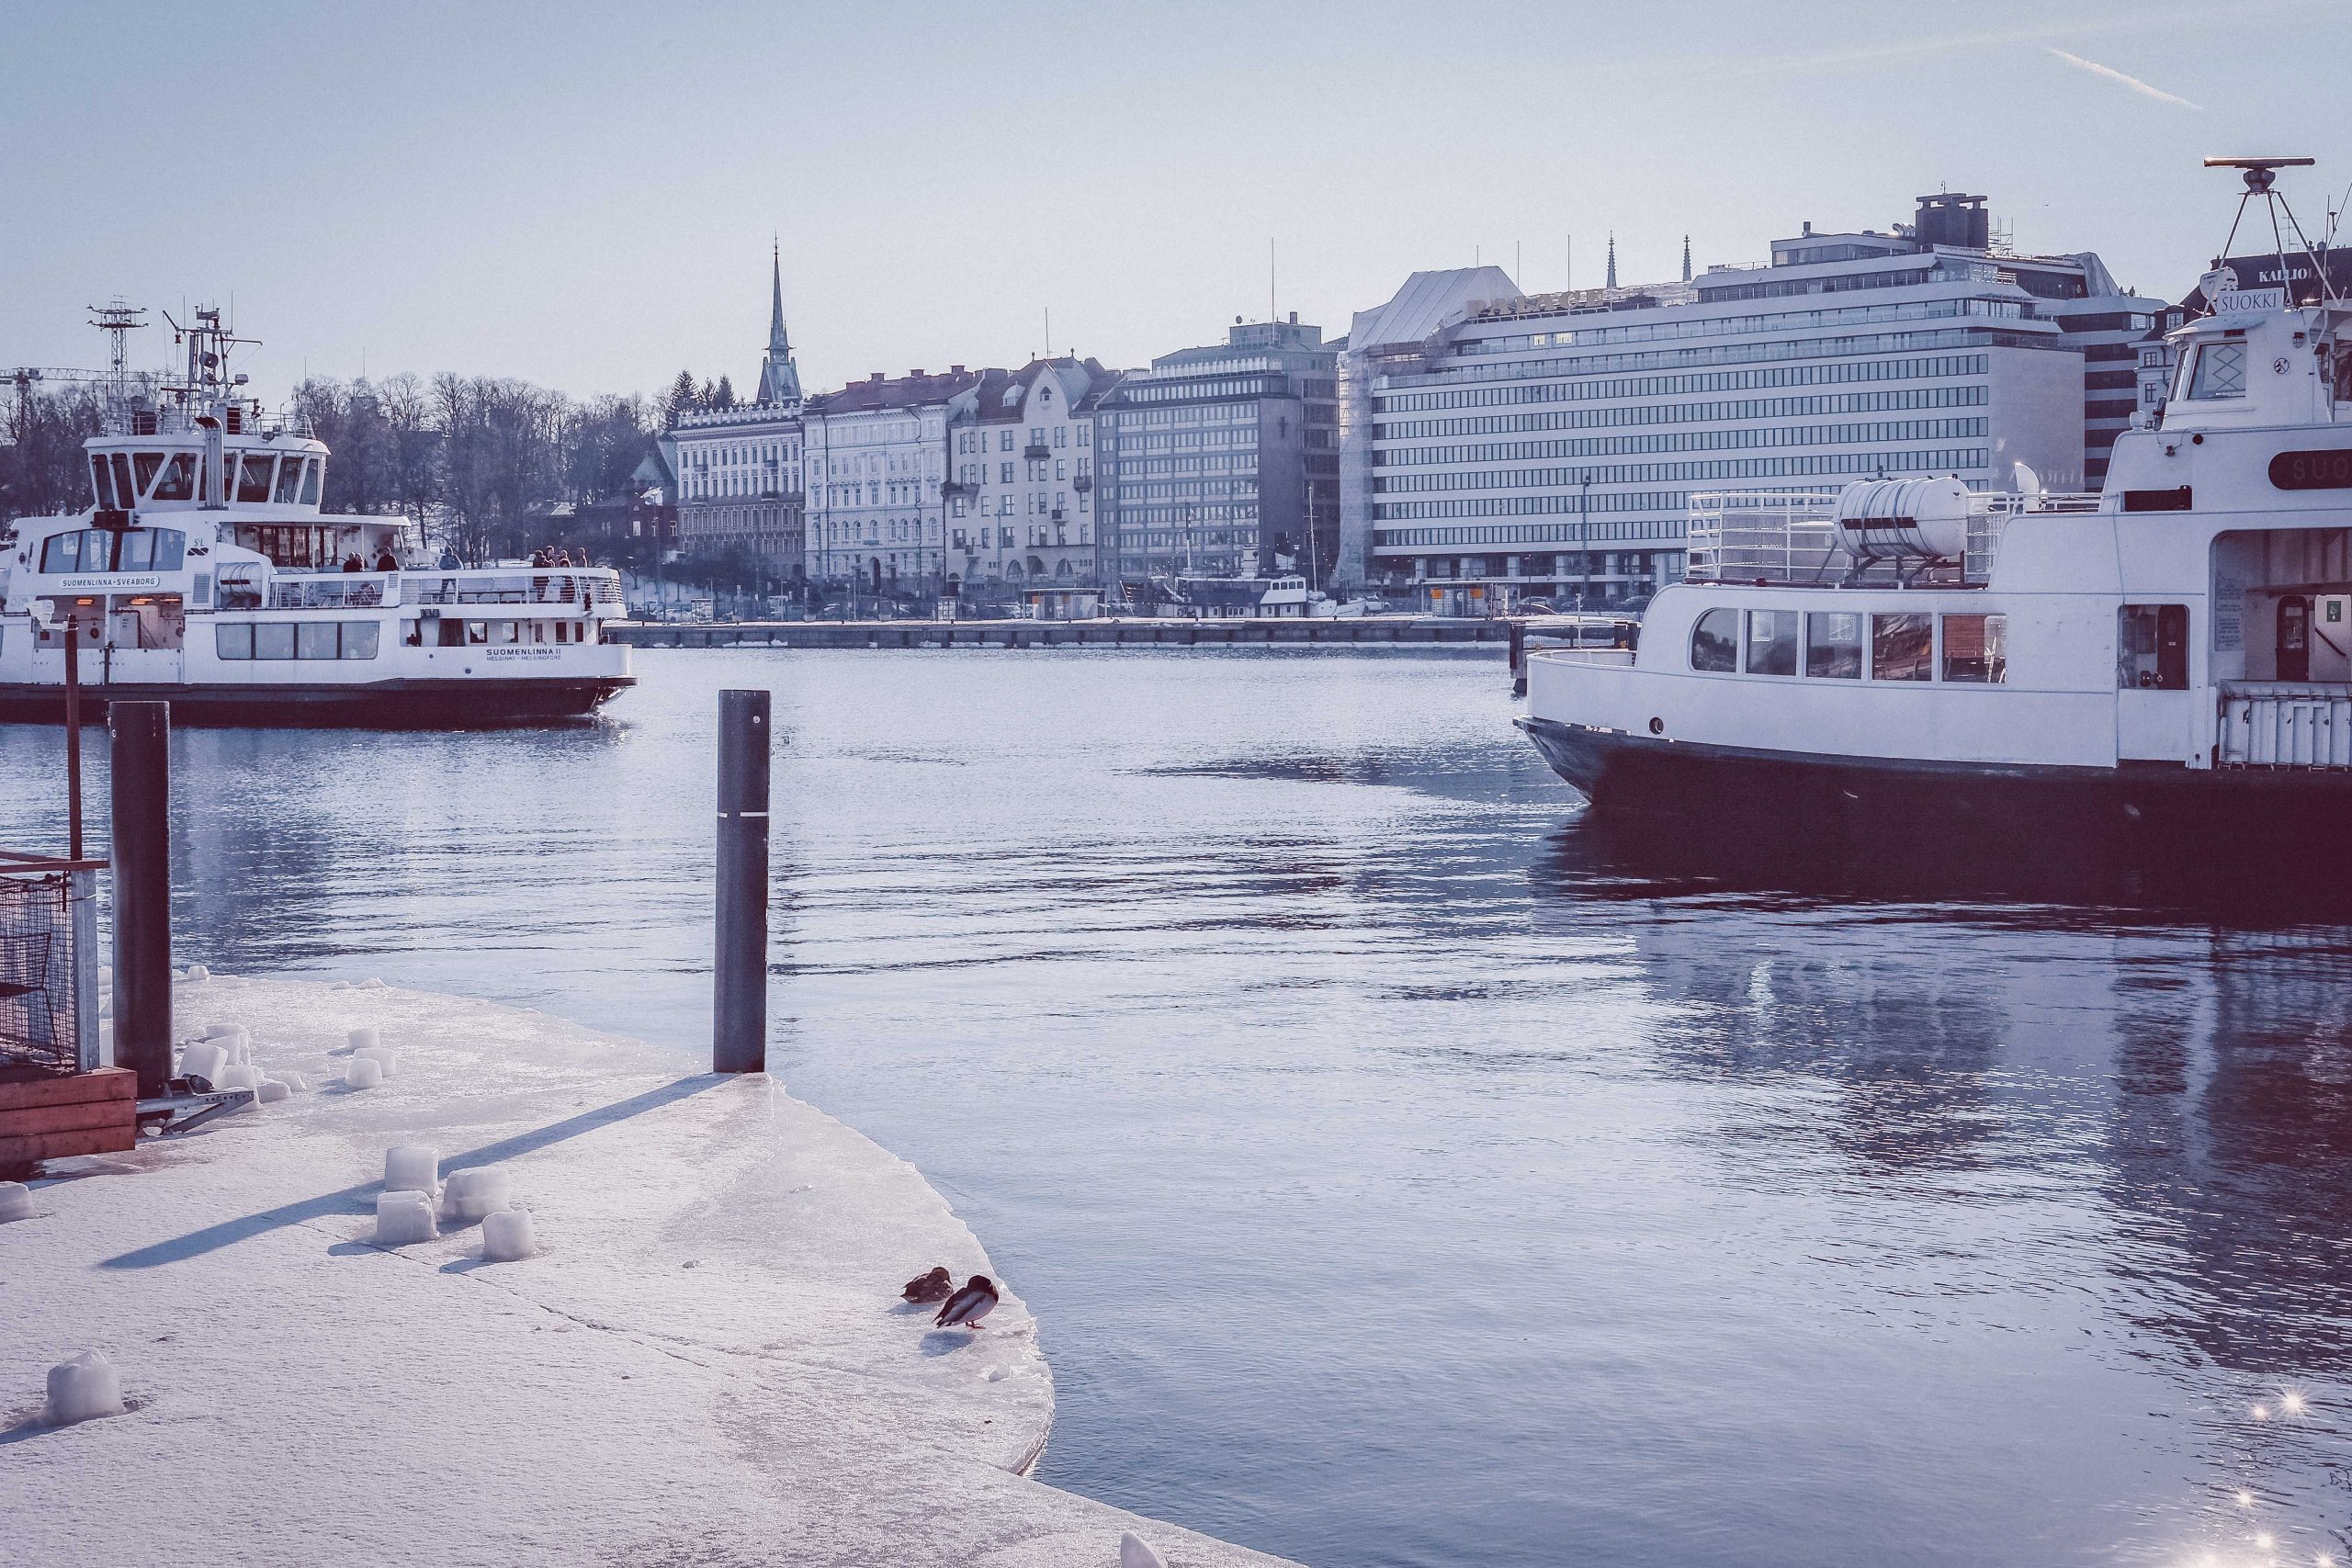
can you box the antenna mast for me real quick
[2205,157,2337,301]
[86,299,146,414]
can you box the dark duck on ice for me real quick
[901,1266,952,1303]
[934,1275,999,1329]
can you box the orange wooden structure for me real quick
[0,1066,137,1168]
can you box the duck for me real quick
[934,1274,999,1329]
[901,1265,953,1303]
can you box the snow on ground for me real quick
[2,976,1300,1568]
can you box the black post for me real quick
[714,688,771,1073]
[109,701,172,1098]
[63,613,84,861]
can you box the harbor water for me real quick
[6,649,2351,1568]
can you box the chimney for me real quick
[950,364,965,373]
[910,369,925,378]
[869,372,884,382]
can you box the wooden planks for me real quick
[0,1067,139,1165]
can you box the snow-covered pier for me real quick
[3,976,1298,1568]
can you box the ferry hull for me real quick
[1516,715,2352,850]
[0,677,634,728]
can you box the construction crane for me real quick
[3,366,109,443]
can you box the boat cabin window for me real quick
[132,452,163,496]
[88,455,112,508]
[152,452,196,501]
[237,456,277,504]
[273,458,305,503]
[1804,612,1861,679]
[39,527,186,573]
[1871,613,1933,681]
[1940,614,2007,683]
[2118,604,2189,691]
[112,453,137,509]
[241,525,340,568]
[1744,610,1798,676]
[2179,334,2248,401]
[301,458,322,505]
[216,620,379,661]
[1690,607,1738,671]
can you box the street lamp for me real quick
[1577,469,1594,618]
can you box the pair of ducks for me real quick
[901,1266,998,1328]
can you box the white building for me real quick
[1344,194,2152,611]
[673,250,805,575]
[944,357,1113,594]
[802,367,977,593]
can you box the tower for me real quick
[755,242,802,407]
[1605,233,1617,290]
[1681,235,1691,284]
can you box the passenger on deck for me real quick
[437,546,461,570]
[554,547,572,568]
[374,549,398,571]
[342,553,364,572]
[531,547,551,568]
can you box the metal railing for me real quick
[1686,490,2100,587]
[269,575,391,609]
[2219,682,2352,768]
[410,570,623,607]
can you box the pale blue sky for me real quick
[4,0,2346,404]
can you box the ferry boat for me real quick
[1517,161,2352,843]
[0,310,632,726]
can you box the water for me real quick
[7,649,2352,1568]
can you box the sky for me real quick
[4,0,2349,407]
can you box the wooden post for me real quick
[108,702,172,1098]
[713,690,771,1073]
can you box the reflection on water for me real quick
[6,649,2352,1568]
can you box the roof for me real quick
[953,358,1116,423]
[1347,266,1521,355]
[804,367,980,417]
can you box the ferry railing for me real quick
[1687,490,2101,587]
[410,570,622,608]
[2219,682,2352,768]
[267,573,395,610]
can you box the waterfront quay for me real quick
[605,614,1514,650]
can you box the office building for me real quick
[1093,316,1340,588]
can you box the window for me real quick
[2118,604,2188,690]
[1000,462,1012,484]
[342,622,379,659]
[300,459,322,505]
[112,453,136,509]
[1690,607,1738,671]
[466,621,489,645]
[1805,612,1862,678]
[215,623,254,660]
[1744,609,1798,675]
[2185,338,2247,400]
[1000,431,1012,451]
[40,532,85,572]
[237,456,277,503]
[1871,613,1933,680]
[114,529,187,572]
[133,452,163,495]
[1940,614,2007,682]
[253,622,297,660]
[298,621,339,660]
[152,453,195,502]
[274,458,305,503]
[89,455,113,509]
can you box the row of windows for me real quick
[215,620,380,661]
[1374,517,1686,547]
[1376,420,1988,468]
[1384,329,2030,397]
[1374,450,1987,502]
[1100,426,1258,452]
[1690,608,2007,683]
[1374,354,1992,414]
[1115,455,1259,477]
[953,425,1092,454]
[1102,403,1261,430]
[90,449,323,511]
[40,528,188,574]
[1459,298,2023,356]
[1373,382,1986,442]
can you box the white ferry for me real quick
[0,310,632,725]
[1518,161,2352,842]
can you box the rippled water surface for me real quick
[8,649,2352,1567]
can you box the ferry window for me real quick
[341,621,379,660]
[40,532,85,572]
[466,620,489,645]
[2335,344,2352,403]
[215,623,254,660]
[1690,608,1738,671]
[1871,613,1934,680]
[437,618,465,648]
[90,455,113,509]
[402,621,423,648]
[2187,338,2247,400]
[1940,614,2007,683]
[297,622,338,660]
[273,458,305,504]
[252,622,298,660]
[300,459,322,506]
[116,531,153,570]
[112,453,137,509]
[1744,609,1798,676]
[2118,604,2189,691]
[237,457,276,504]
[1804,612,1862,678]
[132,452,163,497]
[152,453,195,501]
[494,621,520,645]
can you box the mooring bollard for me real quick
[713,689,771,1073]
[108,701,173,1098]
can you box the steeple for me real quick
[1605,232,1617,290]
[1681,234,1691,283]
[756,240,802,407]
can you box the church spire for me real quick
[757,238,802,407]
[1605,232,1617,290]
[1681,234,1691,284]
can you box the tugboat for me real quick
[0,309,633,725]
[1517,160,2352,844]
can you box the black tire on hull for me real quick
[0,679,634,729]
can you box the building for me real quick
[1343,194,2147,608]
[672,249,806,577]
[802,367,978,594]
[1093,315,1340,590]
[944,357,1114,595]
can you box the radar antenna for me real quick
[2204,157,2337,302]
